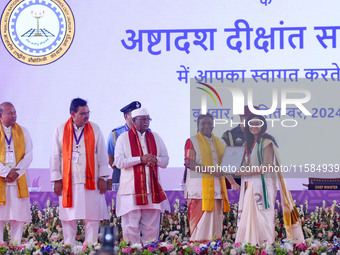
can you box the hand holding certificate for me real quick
[219,146,245,176]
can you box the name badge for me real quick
[5,151,14,164]
[72,151,80,164]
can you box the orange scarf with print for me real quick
[62,117,95,208]
[0,123,29,205]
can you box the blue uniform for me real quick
[107,124,129,183]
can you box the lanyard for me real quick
[73,128,84,149]
[5,133,12,149]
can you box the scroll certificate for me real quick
[220,146,245,172]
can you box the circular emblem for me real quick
[237,210,242,221]
[254,193,263,205]
[1,0,75,65]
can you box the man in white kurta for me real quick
[0,102,32,244]
[50,98,111,245]
[115,108,170,244]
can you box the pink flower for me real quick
[56,225,60,229]
[177,225,181,230]
[234,243,240,247]
[167,244,174,251]
[194,246,200,254]
[147,247,153,252]
[38,228,44,233]
[296,243,308,251]
[261,251,267,255]
[318,233,323,237]
[329,232,333,237]
[122,248,131,253]
[18,244,26,250]
[45,223,49,227]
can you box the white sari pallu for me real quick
[236,138,304,245]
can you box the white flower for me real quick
[25,239,35,251]
[72,245,83,255]
[230,249,237,255]
[130,243,142,250]
[169,231,179,237]
[282,242,293,252]
[313,239,321,246]
[199,243,206,248]
[299,252,308,255]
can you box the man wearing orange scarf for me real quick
[115,108,170,244]
[0,102,32,244]
[50,98,111,246]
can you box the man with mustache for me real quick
[0,102,32,245]
[115,108,169,244]
[50,98,111,245]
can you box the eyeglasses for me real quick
[135,117,152,122]
[79,111,90,116]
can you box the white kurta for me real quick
[50,121,112,221]
[114,130,170,217]
[0,124,32,222]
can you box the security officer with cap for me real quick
[107,101,141,189]
[222,105,258,187]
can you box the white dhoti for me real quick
[62,219,100,245]
[117,193,169,244]
[0,185,31,244]
[59,184,109,245]
[121,209,160,244]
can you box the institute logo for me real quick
[0,0,75,65]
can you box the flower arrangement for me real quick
[0,200,340,254]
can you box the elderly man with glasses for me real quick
[114,108,169,244]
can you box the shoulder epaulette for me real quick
[111,125,125,133]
